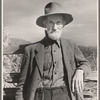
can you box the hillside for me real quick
[9,38,31,46]
[3,38,31,54]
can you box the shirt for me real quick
[39,37,66,87]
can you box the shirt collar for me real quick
[44,31,61,48]
[56,39,61,48]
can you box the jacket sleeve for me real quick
[72,42,91,78]
[15,47,30,100]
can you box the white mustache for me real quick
[49,29,60,33]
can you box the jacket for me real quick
[15,38,91,100]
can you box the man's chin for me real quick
[48,35,60,40]
[47,31,62,40]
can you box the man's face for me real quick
[44,14,65,40]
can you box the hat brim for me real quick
[36,13,73,28]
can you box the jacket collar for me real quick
[35,39,45,78]
[35,38,45,53]
[35,37,69,54]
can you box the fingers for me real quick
[72,79,83,93]
[72,78,75,92]
[78,79,83,93]
[78,79,82,93]
[76,79,79,93]
[72,70,84,93]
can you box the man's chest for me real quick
[40,42,66,87]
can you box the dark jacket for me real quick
[15,38,91,100]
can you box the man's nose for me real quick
[53,24,58,30]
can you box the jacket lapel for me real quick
[60,38,74,98]
[61,38,75,76]
[35,41,44,78]
[60,38,69,67]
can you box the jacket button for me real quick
[54,62,56,64]
[54,50,56,52]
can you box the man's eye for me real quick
[57,22,62,25]
[49,21,53,24]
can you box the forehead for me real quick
[46,14,63,21]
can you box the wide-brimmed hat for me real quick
[36,2,73,28]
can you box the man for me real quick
[15,2,91,100]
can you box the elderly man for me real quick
[15,2,91,100]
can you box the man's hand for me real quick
[72,69,84,94]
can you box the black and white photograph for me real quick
[3,0,98,100]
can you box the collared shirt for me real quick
[39,37,66,87]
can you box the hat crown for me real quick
[45,2,63,14]
[36,2,73,28]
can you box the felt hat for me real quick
[36,2,73,28]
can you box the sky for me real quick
[3,0,97,46]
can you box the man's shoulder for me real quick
[25,43,37,50]
[61,38,74,45]
[61,38,76,50]
[24,40,43,51]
